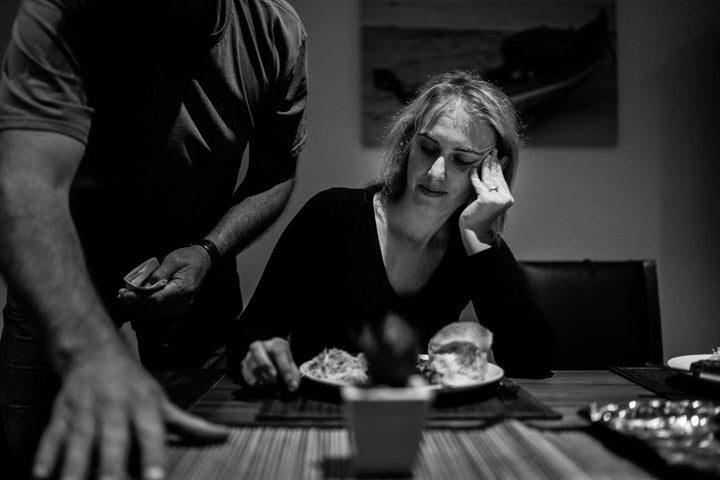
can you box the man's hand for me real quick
[118,246,212,318]
[241,338,300,391]
[33,348,228,480]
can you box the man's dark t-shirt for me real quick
[0,0,307,306]
[0,0,308,363]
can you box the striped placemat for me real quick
[255,379,560,427]
[165,420,655,480]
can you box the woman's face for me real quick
[404,107,497,218]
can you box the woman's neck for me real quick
[375,193,450,249]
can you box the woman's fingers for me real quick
[490,155,511,194]
[249,340,278,384]
[241,352,259,386]
[268,342,300,391]
[475,153,501,196]
[242,339,299,390]
[480,150,495,188]
[479,149,510,193]
[478,151,513,201]
[470,167,489,195]
[241,352,261,386]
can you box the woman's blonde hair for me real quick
[374,70,522,235]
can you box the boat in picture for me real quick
[371,10,614,113]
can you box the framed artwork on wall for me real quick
[362,0,617,148]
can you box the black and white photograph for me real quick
[0,0,718,479]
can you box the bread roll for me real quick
[428,321,492,354]
[425,322,493,386]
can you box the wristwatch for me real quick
[189,239,224,274]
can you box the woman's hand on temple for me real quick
[459,150,514,252]
[241,338,300,391]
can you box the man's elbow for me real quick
[233,172,296,205]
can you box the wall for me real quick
[255,0,720,359]
[2,0,719,358]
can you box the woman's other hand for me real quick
[241,338,300,391]
[459,149,514,253]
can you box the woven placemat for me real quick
[165,421,657,480]
[255,378,560,427]
[609,365,720,401]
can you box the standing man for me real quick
[0,0,308,478]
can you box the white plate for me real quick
[299,357,504,394]
[666,354,720,385]
[666,354,711,371]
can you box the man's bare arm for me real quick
[119,169,296,317]
[0,129,118,364]
[208,176,295,258]
[0,129,227,480]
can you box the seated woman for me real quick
[228,70,556,390]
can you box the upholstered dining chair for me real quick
[518,260,663,369]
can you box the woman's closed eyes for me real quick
[418,140,484,169]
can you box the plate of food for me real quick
[298,321,504,394]
[666,348,720,385]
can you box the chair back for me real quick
[518,260,662,369]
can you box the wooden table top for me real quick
[515,370,654,428]
[156,369,671,479]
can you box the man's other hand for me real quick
[118,246,213,317]
[32,348,228,480]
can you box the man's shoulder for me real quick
[237,0,306,35]
[230,0,307,75]
[263,0,304,26]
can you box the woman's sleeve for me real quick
[227,189,334,377]
[468,240,557,377]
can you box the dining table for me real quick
[154,367,719,480]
